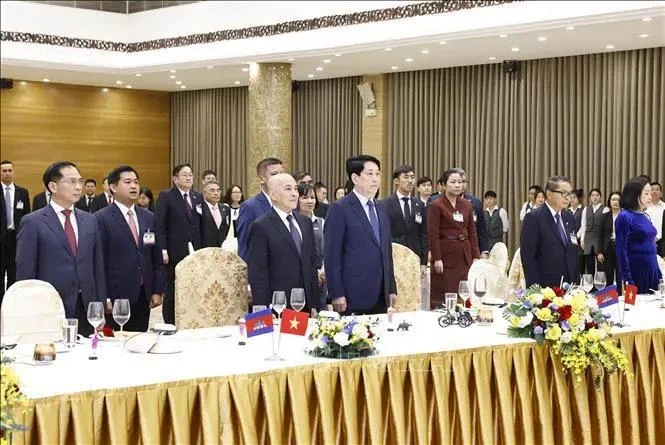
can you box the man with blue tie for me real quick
[16,161,106,336]
[95,166,166,332]
[521,176,580,288]
[237,157,284,261]
[324,155,397,315]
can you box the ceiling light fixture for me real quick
[234,81,240,85]
[205,65,213,69]
[606,44,615,49]
[642,17,652,22]
[391,66,398,70]
[125,85,132,89]
[439,41,447,45]
[287,58,295,62]
[241,67,249,72]
[405,58,414,62]
[489,56,496,61]
[566,26,575,30]
[538,36,547,42]
[170,69,176,73]
[639,34,649,38]
[102,88,109,92]
[385,47,392,52]
[499,34,508,38]
[307,74,314,78]
[175,81,182,85]
[169,75,176,79]
[421,49,429,54]
[180,85,187,89]
[334,53,342,57]
[116,80,123,84]
[323,59,331,63]
[20,81,27,85]
[511,47,520,52]
[316,66,323,71]
[42,78,50,82]
[135,73,142,77]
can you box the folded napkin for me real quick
[317,310,341,320]
[124,332,159,354]
[481,296,505,306]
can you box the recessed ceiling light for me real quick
[385,47,392,52]
[234,81,240,85]
[606,44,615,49]
[489,56,496,61]
[499,34,508,38]
[391,66,398,70]
[180,85,187,89]
[116,80,123,84]
[639,34,649,38]
[565,26,575,30]
[642,17,652,22]
[421,49,429,54]
[175,81,182,85]
[42,78,50,82]
[170,69,176,73]
[101,88,109,92]
[241,67,249,72]
[287,58,295,62]
[135,73,142,77]
[125,85,132,89]
[334,53,342,57]
[439,41,447,45]
[206,65,213,69]
[316,66,323,71]
[323,59,331,63]
[20,81,26,85]
[511,47,520,52]
[538,36,547,42]
[405,58,414,62]
[307,74,314,78]
[169,75,176,79]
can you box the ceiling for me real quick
[1,13,663,91]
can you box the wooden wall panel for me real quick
[0,81,170,200]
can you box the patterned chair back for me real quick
[1,280,65,343]
[506,248,526,302]
[175,247,248,329]
[391,243,421,312]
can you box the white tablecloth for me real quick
[8,298,665,400]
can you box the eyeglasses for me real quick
[57,178,86,186]
[178,173,193,178]
[551,190,573,198]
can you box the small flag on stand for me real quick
[596,285,619,308]
[280,309,309,336]
[624,283,638,305]
[245,309,274,337]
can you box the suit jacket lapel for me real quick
[74,209,90,262]
[391,194,408,232]
[269,210,301,257]
[43,206,76,259]
[546,211,568,248]
[172,187,192,221]
[258,192,271,213]
[111,204,138,248]
[348,193,379,247]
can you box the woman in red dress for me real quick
[428,169,480,308]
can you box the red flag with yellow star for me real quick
[280,309,309,336]
[624,283,638,305]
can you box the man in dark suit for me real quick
[95,165,166,332]
[16,161,106,336]
[248,173,319,311]
[155,163,203,324]
[324,155,397,315]
[90,176,113,213]
[237,158,284,261]
[75,179,97,213]
[382,165,428,269]
[521,176,580,288]
[1,160,31,301]
[200,181,230,248]
[32,190,50,211]
[313,182,329,218]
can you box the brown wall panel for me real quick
[0,81,171,200]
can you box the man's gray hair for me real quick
[545,176,571,192]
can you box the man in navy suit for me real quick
[155,163,203,324]
[90,177,114,213]
[16,161,106,336]
[324,155,397,315]
[521,176,580,288]
[237,157,284,261]
[247,173,319,311]
[95,166,166,332]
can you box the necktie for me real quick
[286,214,302,255]
[367,200,381,243]
[4,186,12,228]
[127,209,139,246]
[183,193,192,218]
[211,205,222,229]
[555,213,568,245]
[87,196,93,208]
[61,209,77,256]
[107,195,112,205]
[402,197,411,222]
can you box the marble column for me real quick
[360,74,391,197]
[247,62,292,196]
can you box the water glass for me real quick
[290,288,306,312]
[659,279,665,298]
[112,299,131,333]
[581,274,594,293]
[458,280,470,304]
[445,293,457,312]
[594,271,607,291]
[62,318,78,348]
[252,305,268,313]
[271,291,286,316]
[474,277,488,299]
[87,302,104,332]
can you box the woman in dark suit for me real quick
[223,184,245,237]
[428,169,480,308]
[297,183,326,309]
[597,191,621,286]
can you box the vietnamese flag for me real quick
[280,309,309,336]
[624,283,638,305]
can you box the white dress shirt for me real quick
[519,201,536,221]
[3,182,15,229]
[206,201,227,228]
[114,201,139,232]
[577,203,609,241]
[395,191,411,218]
[176,187,192,207]
[646,200,665,241]
[353,188,375,223]
[545,202,567,236]
[50,200,79,242]
[486,205,510,232]
[262,191,272,207]
[273,206,302,239]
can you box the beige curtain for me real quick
[171,87,248,193]
[388,47,664,253]
[292,76,363,193]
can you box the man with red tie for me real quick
[95,166,166,332]
[155,163,203,324]
[16,161,106,336]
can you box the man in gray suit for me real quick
[16,161,106,336]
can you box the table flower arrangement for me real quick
[503,285,629,387]
[1,356,30,445]
[307,316,379,359]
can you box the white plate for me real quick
[149,341,183,354]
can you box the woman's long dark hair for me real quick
[620,177,649,211]
[297,183,319,213]
[138,187,154,211]
[223,184,245,207]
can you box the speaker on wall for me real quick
[356,82,376,107]
[502,60,521,74]
[0,78,13,89]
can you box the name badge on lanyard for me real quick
[143,230,156,246]
[570,234,578,245]
[453,211,464,223]
[415,213,422,224]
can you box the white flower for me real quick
[518,312,534,328]
[333,332,350,347]
[563,293,573,305]
[352,323,369,339]
[598,328,607,340]
[586,298,598,312]
[314,338,326,349]
[560,332,573,343]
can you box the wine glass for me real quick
[444,293,457,312]
[266,291,287,362]
[658,279,665,298]
[593,272,607,292]
[112,299,131,334]
[581,274,594,293]
[458,280,470,306]
[87,301,104,338]
[290,288,306,312]
[474,277,487,301]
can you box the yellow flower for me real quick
[509,315,521,327]
[535,308,553,322]
[571,294,586,312]
[541,288,556,299]
[587,328,601,342]
[528,293,544,305]
[568,313,581,328]
[553,297,565,307]
[545,324,562,341]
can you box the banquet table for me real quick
[6,298,665,445]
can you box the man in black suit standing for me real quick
[521,176,579,288]
[382,165,428,270]
[155,163,203,324]
[32,190,50,211]
[91,176,113,213]
[76,179,97,213]
[248,173,319,311]
[200,181,230,248]
[1,160,31,301]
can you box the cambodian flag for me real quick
[596,284,619,308]
[245,309,274,337]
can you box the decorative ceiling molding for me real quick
[1,0,518,53]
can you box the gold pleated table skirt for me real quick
[11,329,664,444]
